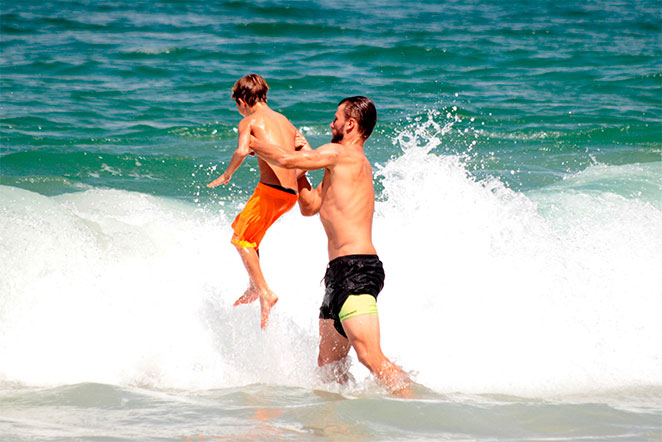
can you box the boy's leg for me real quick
[233,245,278,329]
[232,247,260,305]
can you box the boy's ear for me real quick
[346,117,357,132]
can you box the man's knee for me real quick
[350,338,385,372]
[353,346,372,368]
[316,356,352,384]
[318,350,337,367]
[318,319,350,366]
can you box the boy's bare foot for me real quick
[233,287,258,306]
[259,290,279,329]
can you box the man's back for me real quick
[318,143,377,260]
[245,108,298,190]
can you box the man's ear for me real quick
[346,117,357,132]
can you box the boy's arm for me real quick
[207,120,252,188]
[296,173,323,216]
[294,129,312,152]
[293,128,312,178]
[250,136,339,171]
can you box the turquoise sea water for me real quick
[1,1,661,440]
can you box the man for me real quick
[207,74,303,329]
[249,96,411,395]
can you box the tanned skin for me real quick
[249,103,412,395]
[208,99,303,329]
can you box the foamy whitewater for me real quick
[2,0,662,438]
[2,122,661,397]
[2,120,662,440]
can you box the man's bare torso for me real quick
[319,144,377,260]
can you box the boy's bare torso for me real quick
[244,109,298,190]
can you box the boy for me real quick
[208,74,302,329]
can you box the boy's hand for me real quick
[295,130,312,151]
[207,173,230,188]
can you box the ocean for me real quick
[1,0,661,440]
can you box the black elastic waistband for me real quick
[261,182,297,195]
[328,254,380,267]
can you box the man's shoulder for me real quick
[329,142,367,158]
[314,143,348,168]
[316,142,344,153]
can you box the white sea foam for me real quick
[374,141,662,396]
[1,140,661,396]
[0,185,326,390]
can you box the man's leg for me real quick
[232,245,278,329]
[317,319,352,384]
[341,313,411,396]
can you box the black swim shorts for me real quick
[319,254,385,338]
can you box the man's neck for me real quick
[340,136,365,150]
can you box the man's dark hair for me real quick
[232,74,269,106]
[339,96,377,139]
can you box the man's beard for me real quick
[331,129,344,143]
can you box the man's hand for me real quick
[248,134,261,151]
[207,173,230,188]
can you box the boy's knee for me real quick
[231,235,258,249]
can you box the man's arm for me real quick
[296,173,322,216]
[250,136,340,171]
[207,120,252,188]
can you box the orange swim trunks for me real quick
[231,182,298,249]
